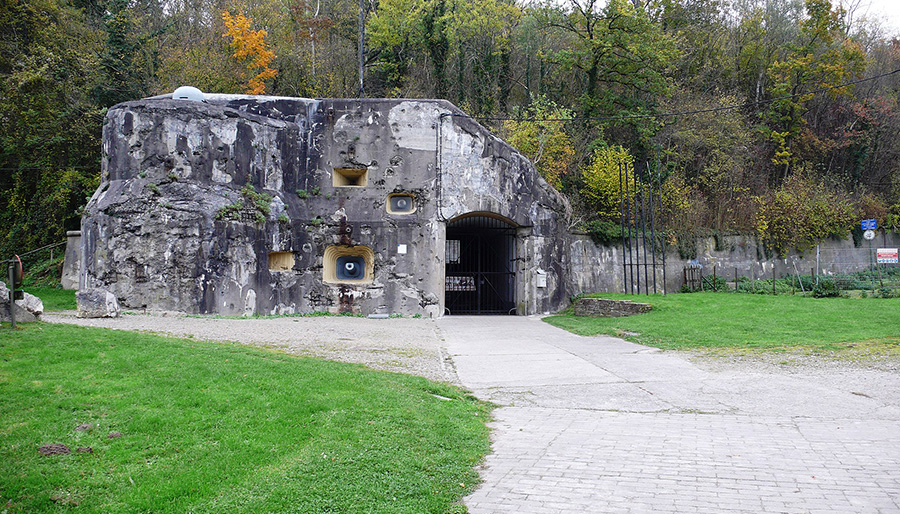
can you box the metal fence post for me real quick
[7,263,16,329]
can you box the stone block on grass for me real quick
[0,281,43,322]
[77,288,120,318]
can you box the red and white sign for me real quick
[877,248,899,264]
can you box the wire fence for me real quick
[684,263,900,298]
[3,240,68,287]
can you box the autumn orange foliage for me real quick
[222,11,278,94]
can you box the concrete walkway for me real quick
[438,316,900,514]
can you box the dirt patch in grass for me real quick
[38,444,71,456]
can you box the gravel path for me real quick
[44,311,458,384]
[43,311,899,388]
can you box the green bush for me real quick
[20,254,65,287]
[586,220,623,246]
[736,279,795,295]
[811,278,842,298]
[873,287,900,298]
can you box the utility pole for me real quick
[358,0,365,97]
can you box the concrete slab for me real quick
[438,315,900,513]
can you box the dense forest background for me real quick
[2,0,899,259]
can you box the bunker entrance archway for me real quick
[444,213,517,315]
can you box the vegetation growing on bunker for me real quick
[216,184,273,224]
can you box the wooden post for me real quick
[713,265,717,292]
[772,266,776,295]
[734,267,738,292]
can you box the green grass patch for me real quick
[22,287,76,311]
[0,324,491,513]
[545,292,900,350]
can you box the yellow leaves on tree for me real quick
[222,11,278,95]
[502,97,575,190]
[580,145,634,220]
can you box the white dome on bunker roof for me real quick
[172,86,205,102]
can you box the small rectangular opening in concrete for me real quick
[268,251,295,272]
[333,167,368,187]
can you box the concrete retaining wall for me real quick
[568,232,900,294]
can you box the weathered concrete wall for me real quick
[61,231,81,290]
[567,232,900,294]
[82,95,571,316]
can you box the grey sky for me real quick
[857,0,900,35]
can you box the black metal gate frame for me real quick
[619,160,667,295]
[445,215,517,315]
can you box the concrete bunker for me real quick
[81,93,578,317]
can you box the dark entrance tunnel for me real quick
[444,214,517,315]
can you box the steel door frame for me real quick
[445,215,517,315]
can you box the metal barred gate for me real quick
[444,215,517,314]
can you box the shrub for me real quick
[811,278,842,298]
[585,220,623,246]
[754,171,854,256]
[654,173,710,260]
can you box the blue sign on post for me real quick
[861,219,877,231]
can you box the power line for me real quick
[8,240,67,260]
[0,166,97,171]
[444,68,900,123]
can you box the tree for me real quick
[502,96,575,190]
[533,0,678,129]
[222,10,278,95]
[367,0,520,111]
[753,170,854,255]
[0,0,103,256]
[93,0,160,107]
[763,0,866,179]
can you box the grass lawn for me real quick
[0,323,490,513]
[22,287,76,312]
[545,292,900,351]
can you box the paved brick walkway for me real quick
[438,316,900,513]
